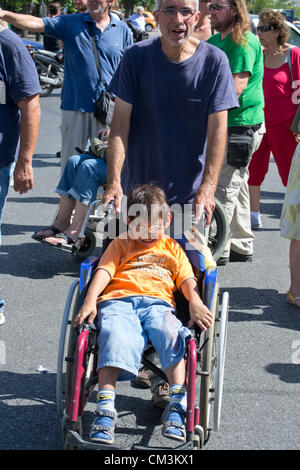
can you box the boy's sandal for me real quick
[32,225,61,241]
[42,232,75,251]
[286,291,300,309]
[90,408,117,444]
[161,402,186,442]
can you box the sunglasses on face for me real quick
[256,24,275,32]
[158,7,196,18]
[208,3,233,11]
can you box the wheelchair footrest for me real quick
[66,430,195,451]
[132,442,194,451]
[66,430,124,450]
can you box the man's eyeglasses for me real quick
[208,3,234,11]
[158,7,196,18]
[256,25,275,32]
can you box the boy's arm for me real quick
[74,268,111,327]
[180,278,213,331]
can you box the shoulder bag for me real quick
[88,23,115,126]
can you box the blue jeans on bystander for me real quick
[56,154,107,206]
[0,163,13,246]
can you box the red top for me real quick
[263,47,300,126]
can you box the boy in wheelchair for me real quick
[74,184,213,445]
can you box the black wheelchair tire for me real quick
[73,229,96,260]
[207,198,229,262]
[56,280,80,418]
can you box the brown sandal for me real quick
[32,225,61,241]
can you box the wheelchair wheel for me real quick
[213,291,229,432]
[208,198,229,262]
[73,229,96,260]
[199,282,219,442]
[56,279,80,418]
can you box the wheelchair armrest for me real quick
[80,256,99,292]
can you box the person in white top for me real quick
[129,6,146,31]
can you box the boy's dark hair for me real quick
[127,184,169,221]
[49,2,61,15]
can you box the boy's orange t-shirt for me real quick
[97,234,195,308]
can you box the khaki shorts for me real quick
[60,110,104,173]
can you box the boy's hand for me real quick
[188,300,213,331]
[74,302,98,327]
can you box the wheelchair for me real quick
[71,195,229,262]
[56,228,229,450]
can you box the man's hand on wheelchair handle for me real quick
[193,182,216,226]
[102,182,123,213]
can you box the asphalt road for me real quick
[0,91,300,452]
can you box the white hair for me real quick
[154,0,199,12]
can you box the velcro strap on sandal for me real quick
[91,424,113,433]
[164,420,185,430]
[166,402,186,417]
[96,408,116,419]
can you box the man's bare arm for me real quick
[0,10,45,33]
[14,94,41,194]
[232,71,250,97]
[103,97,133,212]
[193,110,228,224]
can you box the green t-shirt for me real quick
[208,31,264,127]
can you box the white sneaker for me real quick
[0,312,5,325]
[251,211,262,229]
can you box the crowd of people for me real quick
[1,0,300,444]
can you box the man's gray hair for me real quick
[154,0,199,11]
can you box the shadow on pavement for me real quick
[32,154,60,168]
[0,371,62,450]
[5,197,59,206]
[223,286,300,333]
[0,241,80,279]
[265,363,300,384]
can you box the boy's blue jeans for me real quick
[0,163,13,246]
[97,296,191,381]
[56,154,107,206]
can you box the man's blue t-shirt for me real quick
[0,28,40,168]
[110,37,239,205]
[43,12,133,112]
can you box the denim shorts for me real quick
[97,296,191,381]
[56,153,107,206]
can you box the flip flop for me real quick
[32,225,61,241]
[286,291,300,309]
[42,232,75,252]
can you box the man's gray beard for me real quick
[88,5,108,15]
